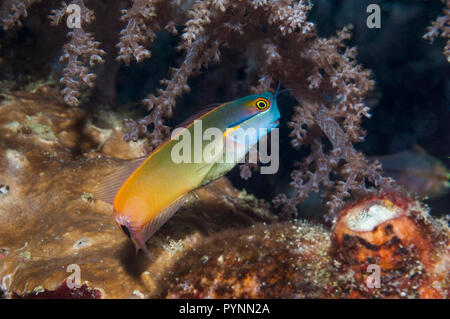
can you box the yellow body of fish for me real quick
[96,92,281,257]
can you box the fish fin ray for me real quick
[139,194,190,244]
[134,193,195,259]
[93,156,147,205]
[132,237,154,260]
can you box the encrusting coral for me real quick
[332,191,449,298]
[162,221,335,298]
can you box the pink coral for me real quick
[424,0,450,62]
[48,0,106,106]
[0,0,40,30]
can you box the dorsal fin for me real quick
[175,103,224,129]
[93,156,147,205]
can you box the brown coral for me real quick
[163,221,334,299]
[48,0,106,106]
[116,0,181,65]
[424,0,450,62]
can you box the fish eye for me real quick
[254,98,269,111]
[120,225,131,238]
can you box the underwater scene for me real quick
[0,0,449,300]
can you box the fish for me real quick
[95,91,281,257]
[372,146,450,199]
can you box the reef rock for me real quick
[162,221,334,298]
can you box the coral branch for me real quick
[116,0,157,64]
[276,101,396,220]
[424,0,450,62]
[49,0,105,106]
[124,36,221,148]
[0,0,40,30]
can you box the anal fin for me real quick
[135,193,192,257]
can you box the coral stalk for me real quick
[424,0,450,62]
[49,0,105,106]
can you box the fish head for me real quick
[224,91,281,145]
[114,208,136,238]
